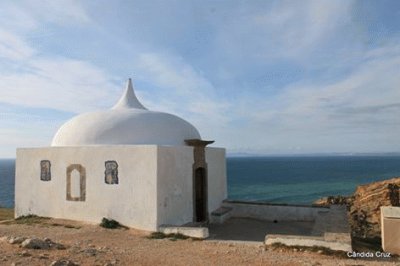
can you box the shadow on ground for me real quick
[208,217,314,242]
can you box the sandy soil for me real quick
[0,217,398,266]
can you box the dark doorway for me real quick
[194,167,207,222]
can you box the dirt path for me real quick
[0,216,398,266]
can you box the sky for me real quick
[0,0,400,158]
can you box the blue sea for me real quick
[227,155,400,204]
[1,156,400,208]
[0,159,15,208]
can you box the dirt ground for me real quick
[0,213,399,266]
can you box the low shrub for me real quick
[100,218,126,229]
[147,232,189,241]
[12,215,49,225]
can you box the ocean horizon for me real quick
[1,155,400,208]
[227,155,400,204]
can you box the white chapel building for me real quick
[15,79,227,231]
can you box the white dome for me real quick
[51,79,201,146]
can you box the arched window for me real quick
[66,164,86,201]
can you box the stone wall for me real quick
[222,200,329,222]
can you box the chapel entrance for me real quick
[185,139,214,223]
[194,167,207,222]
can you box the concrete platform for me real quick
[265,234,351,252]
[208,217,314,242]
[208,204,352,252]
[158,225,209,239]
[265,205,352,252]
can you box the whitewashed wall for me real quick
[16,146,158,230]
[206,148,227,214]
[156,146,227,226]
[156,146,194,226]
[15,145,227,231]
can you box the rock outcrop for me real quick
[314,177,400,240]
[21,237,66,250]
[313,195,353,207]
[349,177,400,239]
[1,236,66,250]
[50,259,79,266]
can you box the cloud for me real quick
[0,28,36,60]
[29,0,91,26]
[231,42,400,153]
[136,53,215,96]
[0,1,120,113]
[215,0,355,63]
[0,0,399,156]
[0,58,120,113]
[0,0,106,157]
[0,0,92,61]
[133,52,232,141]
[335,103,400,116]
[0,114,64,157]
[0,1,91,31]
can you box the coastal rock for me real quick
[0,236,9,242]
[38,253,49,260]
[9,236,27,244]
[17,251,31,257]
[21,238,66,250]
[313,195,353,207]
[50,259,79,266]
[1,236,28,245]
[21,238,51,249]
[103,261,117,266]
[349,177,400,239]
[82,247,98,256]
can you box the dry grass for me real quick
[147,232,190,241]
[3,214,49,225]
[0,211,80,229]
[268,242,348,258]
[0,208,14,221]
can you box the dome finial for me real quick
[112,78,147,110]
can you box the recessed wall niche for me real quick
[40,160,51,181]
[105,160,119,184]
[66,164,86,201]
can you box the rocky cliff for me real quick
[314,177,400,239]
[349,177,400,239]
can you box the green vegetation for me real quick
[13,214,50,225]
[100,218,127,229]
[50,222,81,229]
[147,232,189,241]
[268,243,348,258]
[0,210,80,229]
